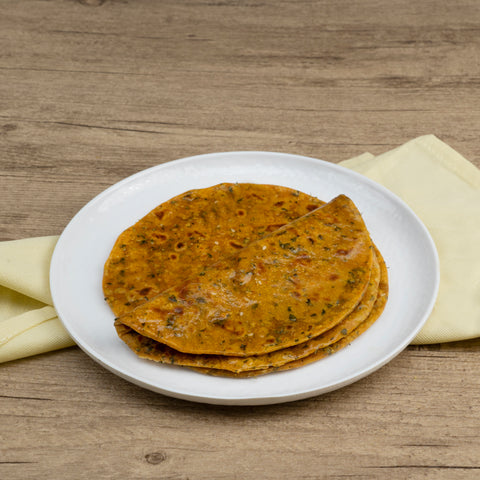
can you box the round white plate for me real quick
[50,152,439,405]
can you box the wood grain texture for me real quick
[1,0,480,478]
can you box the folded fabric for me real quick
[0,134,478,363]
[340,135,480,344]
[0,236,74,363]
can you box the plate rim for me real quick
[50,150,440,405]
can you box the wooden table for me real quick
[1,1,480,478]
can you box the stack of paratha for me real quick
[103,184,388,377]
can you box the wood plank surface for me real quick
[1,0,480,478]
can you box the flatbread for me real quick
[193,247,389,377]
[103,183,324,317]
[115,194,374,356]
[114,247,381,372]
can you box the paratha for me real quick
[192,247,388,377]
[114,246,381,372]
[103,183,324,317]
[115,194,375,356]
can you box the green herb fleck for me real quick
[212,317,227,326]
[279,241,291,250]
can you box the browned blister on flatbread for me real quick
[115,195,374,357]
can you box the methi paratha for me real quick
[115,195,374,356]
[192,247,388,377]
[103,183,324,317]
[114,248,381,373]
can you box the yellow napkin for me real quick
[0,135,479,363]
[0,236,74,363]
[340,135,480,344]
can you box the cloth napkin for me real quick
[340,135,480,344]
[0,236,75,363]
[1,135,479,363]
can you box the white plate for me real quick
[50,152,439,406]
